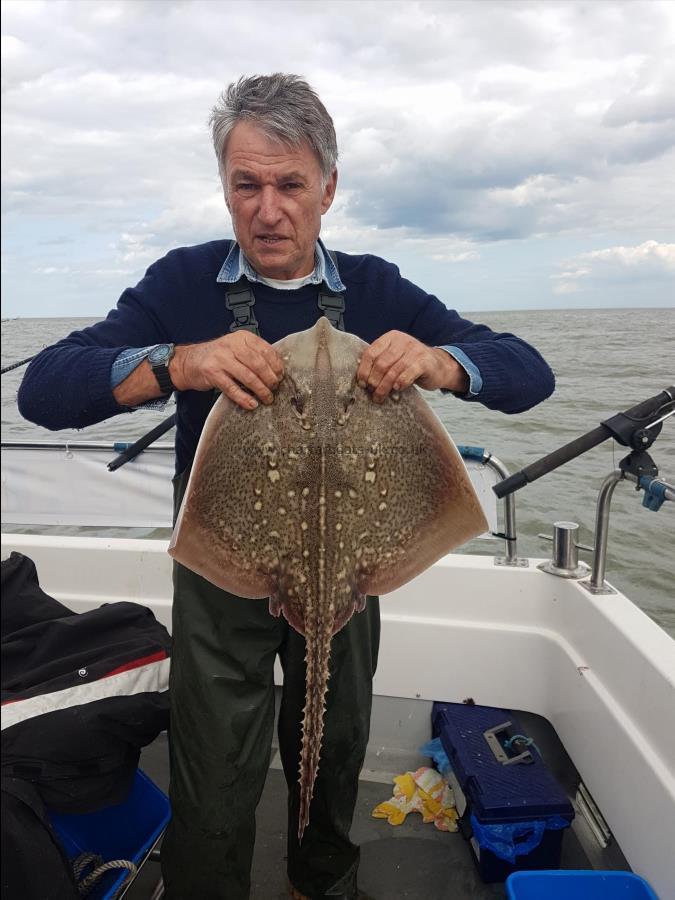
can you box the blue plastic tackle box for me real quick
[432,702,575,883]
[506,870,659,900]
[48,768,171,900]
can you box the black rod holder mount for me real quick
[493,387,675,499]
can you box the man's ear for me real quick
[320,169,338,214]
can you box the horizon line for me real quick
[3,304,675,322]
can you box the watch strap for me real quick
[149,344,176,395]
[153,365,175,395]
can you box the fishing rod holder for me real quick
[581,450,674,595]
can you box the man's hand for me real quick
[357,331,469,403]
[172,332,284,410]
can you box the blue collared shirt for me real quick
[216,237,346,293]
[110,240,481,398]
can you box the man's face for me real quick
[224,121,337,280]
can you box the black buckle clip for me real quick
[317,292,344,311]
[226,286,259,334]
[318,291,345,330]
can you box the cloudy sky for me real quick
[2,0,674,318]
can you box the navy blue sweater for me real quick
[18,241,555,473]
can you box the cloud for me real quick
[552,240,675,294]
[579,240,675,270]
[2,0,675,313]
[551,280,582,296]
[322,198,482,263]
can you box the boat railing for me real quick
[1,440,510,554]
[0,441,174,453]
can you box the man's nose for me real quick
[257,186,282,225]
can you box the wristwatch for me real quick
[148,343,176,395]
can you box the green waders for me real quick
[161,470,380,900]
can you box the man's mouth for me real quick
[257,235,287,245]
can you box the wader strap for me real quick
[318,249,345,331]
[225,250,345,336]
[225,276,260,336]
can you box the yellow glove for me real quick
[372,767,458,831]
[371,798,409,826]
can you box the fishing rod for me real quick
[493,386,675,499]
[107,413,177,471]
[1,355,35,375]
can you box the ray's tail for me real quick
[297,620,333,841]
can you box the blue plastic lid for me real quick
[506,870,659,900]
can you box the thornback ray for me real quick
[169,317,488,839]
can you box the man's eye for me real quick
[282,182,302,191]
[237,183,256,192]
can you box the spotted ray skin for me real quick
[169,317,488,839]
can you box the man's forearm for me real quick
[18,340,125,430]
[435,348,470,394]
[114,332,284,410]
[113,345,193,407]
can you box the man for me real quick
[18,74,555,899]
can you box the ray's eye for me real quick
[344,396,355,415]
[291,396,305,416]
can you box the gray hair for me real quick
[209,74,338,189]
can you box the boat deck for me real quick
[126,708,624,900]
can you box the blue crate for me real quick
[432,702,573,822]
[48,769,171,900]
[432,702,574,882]
[506,870,659,900]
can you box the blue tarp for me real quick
[470,813,570,864]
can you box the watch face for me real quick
[149,344,171,365]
